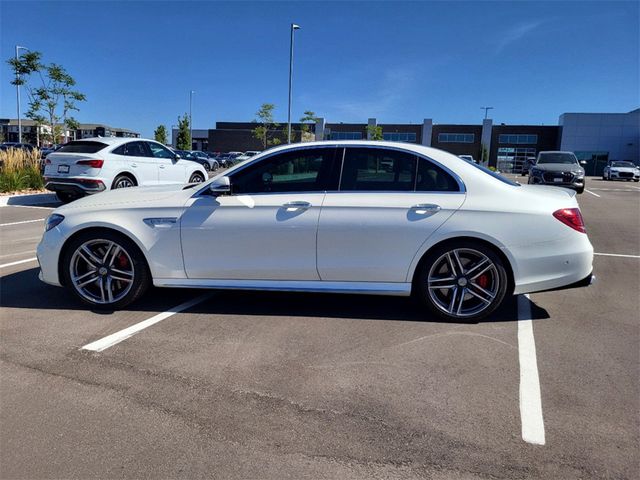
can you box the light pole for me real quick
[15,45,29,143]
[287,23,300,144]
[481,106,494,120]
[189,90,195,150]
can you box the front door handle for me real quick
[159,165,165,169]
[410,203,441,215]
[131,163,138,168]
[282,201,311,211]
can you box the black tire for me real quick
[61,229,150,310]
[56,191,79,204]
[576,187,584,194]
[189,172,205,183]
[203,162,211,171]
[634,179,639,182]
[414,240,509,322]
[112,174,136,190]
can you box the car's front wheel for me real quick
[62,230,150,309]
[415,241,509,322]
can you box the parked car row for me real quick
[602,161,640,182]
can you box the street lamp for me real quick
[287,23,301,144]
[189,90,195,150]
[15,45,29,143]
[481,106,494,120]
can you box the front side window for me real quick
[340,148,416,191]
[231,148,337,194]
[146,142,174,159]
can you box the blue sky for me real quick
[1,1,638,137]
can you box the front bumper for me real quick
[36,226,65,287]
[529,173,584,190]
[608,171,640,180]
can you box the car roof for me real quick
[72,137,154,146]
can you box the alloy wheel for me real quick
[114,177,134,189]
[69,239,135,305]
[427,248,500,318]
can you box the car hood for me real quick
[609,166,637,172]
[55,183,197,212]
[533,163,584,173]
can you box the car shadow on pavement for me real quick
[1,267,550,324]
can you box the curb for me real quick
[0,192,58,207]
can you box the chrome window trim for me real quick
[192,143,467,198]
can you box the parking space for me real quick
[1,178,638,479]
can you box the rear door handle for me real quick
[410,203,441,214]
[282,201,311,210]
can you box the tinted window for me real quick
[416,159,460,191]
[57,141,107,154]
[340,148,416,191]
[232,148,337,194]
[537,153,578,165]
[469,162,520,186]
[147,142,174,159]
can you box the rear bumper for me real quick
[44,177,106,196]
[534,271,595,293]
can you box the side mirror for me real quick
[580,160,587,165]
[174,153,181,161]
[209,176,231,195]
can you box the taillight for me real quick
[76,159,104,168]
[553,208,586,233]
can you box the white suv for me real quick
[44,137,207,203]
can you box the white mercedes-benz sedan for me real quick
[37,141,594,321]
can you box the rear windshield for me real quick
[469,162,520,186]
[56,141,108,154]
[537,153,578,165]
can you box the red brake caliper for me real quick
[117,254,129,268]
[477,274,489,289]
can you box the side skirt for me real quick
[153,278,412,296]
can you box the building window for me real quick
[498,134,538,144]
[382,132,417,142]
[438,133,475,143]
[497,147,537,173]
[329,131,363,140]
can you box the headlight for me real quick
[45,214,65,232]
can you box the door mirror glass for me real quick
[209,176,231,195]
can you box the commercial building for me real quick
[197,109,638,174]
[0,119,139,145]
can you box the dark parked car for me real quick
[528,151,586,193]
[520,157,536,176]
[189,150,219,171]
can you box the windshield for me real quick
[56,141,108,154]
[537,153,578,165]
[469,162,520,186]
[611,161,635,168]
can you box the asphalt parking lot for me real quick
[1,177,638,479]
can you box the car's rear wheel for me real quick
[189,172,205,183]
[415,241,509,322]
[62,230,150,309]
[576,187,584,194]
[112,174,136,189]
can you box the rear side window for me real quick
[416,159,460,191]
[57,141,107,154]
[340,148,416,191]
[112,141,149,157]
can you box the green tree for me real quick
[252,103,281,149]
[154,125,169,144]
[7,51,86,146]
[297,110,318,142]
[367,124,383,141]
[175,115,191,150]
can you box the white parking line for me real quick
[81,293,213,352]
[0,257,38,269]
[517,294,545,445]
[589,188,639,192]
[0,218,45,227]
[594,252,640,259]
[584,189,601,198]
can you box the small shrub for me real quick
[0,148,44,192]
